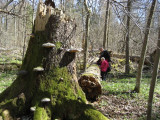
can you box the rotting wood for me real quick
[78,60,102,101]
[34,2,65,32]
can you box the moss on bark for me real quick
[33,107,48,120]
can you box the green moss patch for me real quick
[55,42,62,49]
[31,66,88,119]
[34,107,48,120]
[84,108,109,120]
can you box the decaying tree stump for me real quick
[78,60,102,101]
[0,1,108,120]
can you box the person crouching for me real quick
[100,57,109,81]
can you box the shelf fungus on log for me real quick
[41,98,51,109]
[41,98,51,103]
[42,42,55,48]
[30,106,36,112]
[16,70,28,76]
[66,48,82,53]
[78,63,102,101]
[33,67,44,72]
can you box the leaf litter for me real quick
[92,91,160,120]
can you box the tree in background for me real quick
[83,0,91,71]
[125,0,132,74]
[103,0,110,49]
[0,0,33,57]
[147,14,160,120]
[0,0,159,74]
[134,0,157,93]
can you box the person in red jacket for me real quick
[100,57,109,81]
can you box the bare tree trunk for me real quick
[32,0,35,27]
[13,4,16,40]
[125,0,131,74]
[22,3,27,59]
[147,15,160,120]
[5,14,7,31]
[83,0,90,71]
[5,0,8,31]
[81,2,85,51]
[103,0,109,49]
[107,9,110,49]
[134,0,156,93]
[60,0,63,10]
[17,18,20,49]
[0,16,2,33]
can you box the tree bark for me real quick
[125,0,131,74]
[0,2,108,120]
[5,0,8,31]
[83,0,90,71]
[103,0,110,49]
[19,0,25,14]
[22,4,27,60]
[134,0,156,93]
[32,0,35,28]
[106,9,110,49]
[147,15,160,120]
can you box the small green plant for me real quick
[102,77,160,101]
[99,100,108,107]
[0,71,17,93]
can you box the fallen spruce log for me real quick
[78,63,102,101]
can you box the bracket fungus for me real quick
[30,106,36,112]
[41,98,51,103]
[16,70,28,76]
[41,98,51,109]
[66,48,83,53]
[42,42,55,48]
[33,67,44,72]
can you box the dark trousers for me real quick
[101,71,107,81]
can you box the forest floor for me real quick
[1,71,160,120]
[0,54,160,120]
[93,75,160,120]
